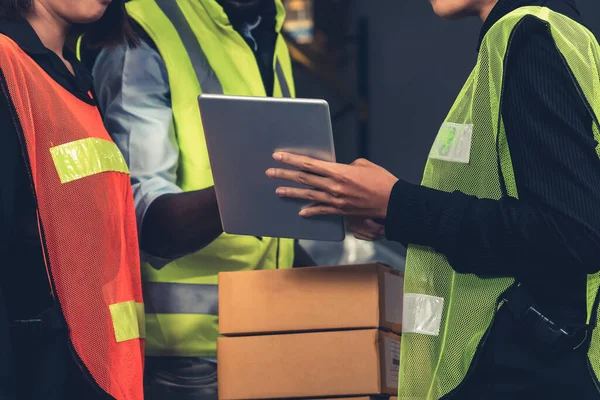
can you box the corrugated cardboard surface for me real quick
[219,264,403,336]
[218,329,401,400]
[325,397,393,400]
[293,397,386,400]
[306,397,391,400]
[260,395,393,399]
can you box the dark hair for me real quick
[0,0,32,20]
[0,0,136,48]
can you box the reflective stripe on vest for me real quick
[50,137,130,183]
[275,59,291,98]
[155,0,224,94]
[154,0,291,97]
[399,7,600,399]
[144,282,219,315]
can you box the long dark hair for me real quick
[0,0,136,47]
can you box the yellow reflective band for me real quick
[109,301,146,343]
[50,138,129,184]
[75,36,83,61]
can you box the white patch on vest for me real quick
[429,122,473,164]
[403,293,445,336]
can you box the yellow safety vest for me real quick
[125,0,295,357]
[399,7,600,399]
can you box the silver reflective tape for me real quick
[155,0,224,94]
[275,58,291,98]
[403,293,444,336]
[143,282,219,315]
[429,122,473,164]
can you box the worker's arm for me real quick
[140,189,222,259]
[385,17,600,277]
[92,38,222,265]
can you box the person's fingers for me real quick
[352,227,382,241]
[299,205,346,217]
[350,158,373,167]
[266,168,334,192]
[353,232,375,241]
[348,218,385,241]
[363,218,386,236]
[272,152,341,177]
[275,187,342,208]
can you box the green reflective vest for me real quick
[400,7,600,399]
[125,0,295,357]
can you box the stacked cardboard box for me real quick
[324,398,396,400]
[218,263,403,400]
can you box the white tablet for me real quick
[198,94,345,242]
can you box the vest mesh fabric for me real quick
[0,35,144,400]
[400,7,600,399]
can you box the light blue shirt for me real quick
[93,39,181,268]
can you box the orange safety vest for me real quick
[0,35,144,399]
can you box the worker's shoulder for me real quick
[129,17,159,53]
[0,33,28,60]
[0,34,39,80]
[510,15,555,47]
[507,12,594,56]
[499,15,565,69]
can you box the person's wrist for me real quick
[378,178,399,219]
[383,179,408,241]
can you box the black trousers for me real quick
[8,316,103,400]
[145,356,218,400]
[450,306,600,399]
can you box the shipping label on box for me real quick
[383,335,401,390]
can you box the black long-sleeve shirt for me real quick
[386,0,600,326]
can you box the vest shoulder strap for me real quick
[127,0,223,95]
[0,34,32,69]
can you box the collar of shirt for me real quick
[478,0,582,51]
[0,18,94,102]
[217,0,276,31]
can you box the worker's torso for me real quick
[126,0,295,357]
[0,34,144,399]
[400,7,600,399]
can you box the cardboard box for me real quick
[219,263,404,336]
[218,329,401,400]
[322,398,391,400]
[321,398,387,400]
